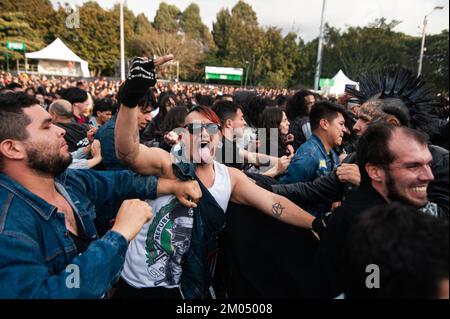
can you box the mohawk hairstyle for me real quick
[346,67,440,135]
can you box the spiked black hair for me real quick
[346,67,440,135]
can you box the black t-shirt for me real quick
[216,137,252,171]
[69,213,93,254]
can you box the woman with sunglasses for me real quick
[113,56,317,299]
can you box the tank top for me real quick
[121,161,232,289]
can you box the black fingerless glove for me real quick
[118,57,157,108]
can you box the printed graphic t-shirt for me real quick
[121,161,231,289]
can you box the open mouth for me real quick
[198,141,211,163]
[411,186,427,193]
[200,141,209,148]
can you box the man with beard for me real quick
[314,123,436,298]
[0,92,201,298]
[273,68,448,223]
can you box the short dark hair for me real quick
[197,94,214,107]
[0,92,38,142]
[5,82,23,90]
[244,95,270,128]
[357,124,429,183]
[212,101,242,125]
[343,203,449,298]
[60,87,88,104]
[0,92,39,168]
[93,98,117,116]
[137,88,158,111]
[309,101,347,131]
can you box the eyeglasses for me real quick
[184,123,221,135]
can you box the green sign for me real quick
[319,78,334,87]
[205,73,242,81]
[205,66,243,82]
[6,41,26,51]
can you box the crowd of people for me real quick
[0,56,448,299]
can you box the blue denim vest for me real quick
[0,169,158,298]
[172,162,226,299]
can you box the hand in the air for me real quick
[118,54,174,108]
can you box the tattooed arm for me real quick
[115,106,175,179]
[228,168,315,229]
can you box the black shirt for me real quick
[69,212,93,254]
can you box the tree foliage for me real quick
[0,0,447,92]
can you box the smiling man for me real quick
[314,123,437,298]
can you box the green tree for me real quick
[420,30,449,94]
[0,12,44,67]
[127,31,203,81]
[226,1,266,85]
[153,2,181,33]
[134,13,154,36]
[49,2,122,76]
[180,3,213,48]
[212,8,232,58]
[0,0,53,32]
[321,20,412,79]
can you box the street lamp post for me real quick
[120,0,125,81]
[314,0,327,91]
[417,6,444,77]
[244,61,249,88]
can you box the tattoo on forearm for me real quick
[272,202,284,218]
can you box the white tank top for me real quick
[121,161,232,289]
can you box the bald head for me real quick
[49,99,73,123]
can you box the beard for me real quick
[385,171,424,208]
[25,142,72,177]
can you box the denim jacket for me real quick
[280,134,339,185]
[0,169,158,298]
[172,162,226,299]
[95,115,128,171]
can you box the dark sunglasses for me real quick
[184,123,221,135]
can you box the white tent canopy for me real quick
[323,69,359,96]
[26,38,90,77]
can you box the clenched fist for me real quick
[111,199,153,242]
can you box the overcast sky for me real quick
[51,0,449,41]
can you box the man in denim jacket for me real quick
[281,101,347,185]
[0,92,201,298]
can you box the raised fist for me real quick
[118,55,174,108]
[118,57,157,108]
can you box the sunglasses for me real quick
[184,123,221,135]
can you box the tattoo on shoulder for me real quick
[272,202,284,218]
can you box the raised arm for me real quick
[229,168,315,229]
[114,55,175,178]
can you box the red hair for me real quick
[188,105,221,125]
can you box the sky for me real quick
[51,0,449,42]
